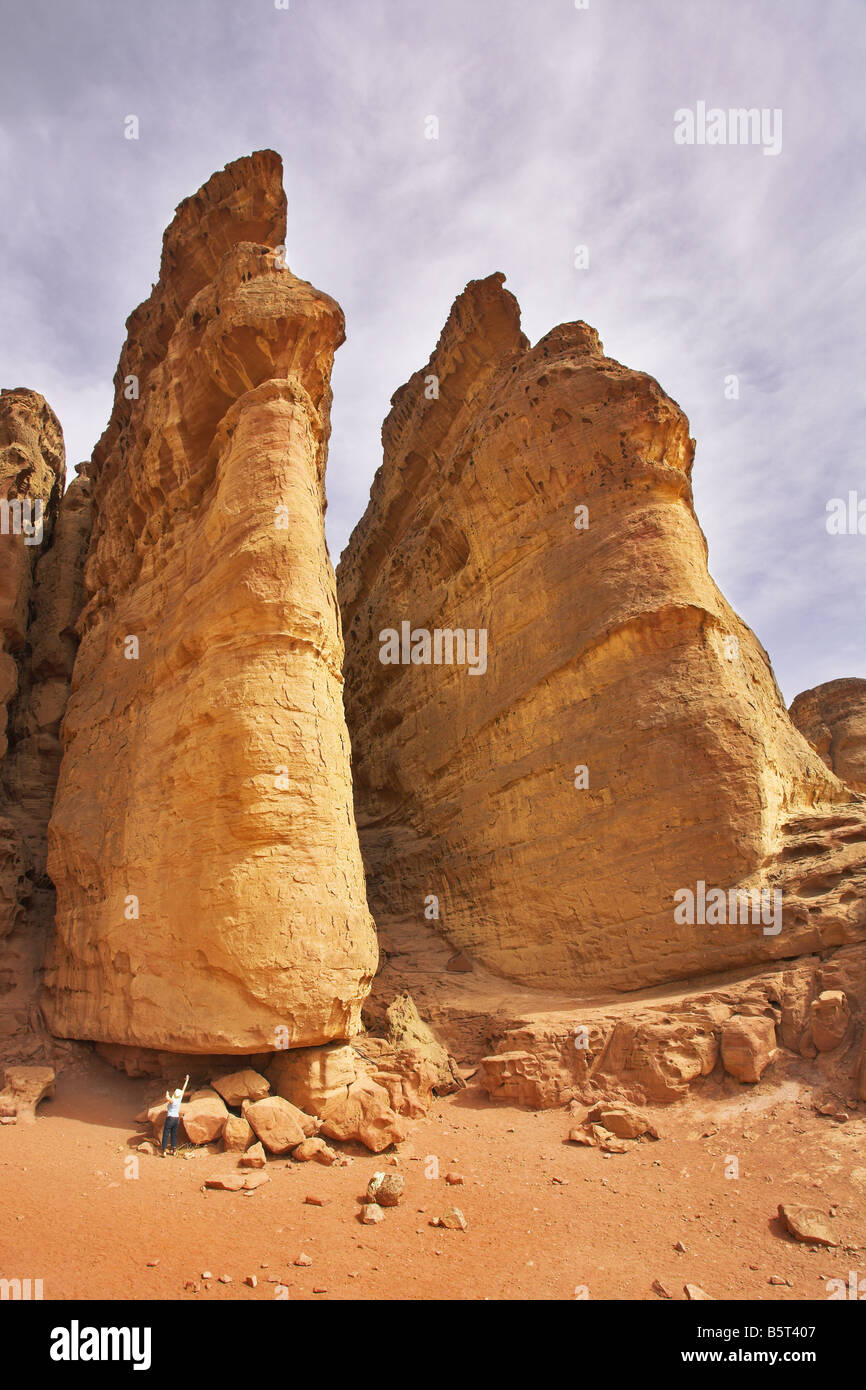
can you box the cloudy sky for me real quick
[1,0,863,701]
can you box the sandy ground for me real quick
[1,1055,864,1302]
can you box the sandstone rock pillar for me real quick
[43,151,377,1052]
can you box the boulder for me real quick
[778,1204,839,1248]
[182,1092,228,1145]
[291,1137,338,1165]
[809,991,851,1052]
[367,1172,404,1207]
[438,1208,468,1231]
[267,1044,356,1114]
[239,1141,267,1169]
[318,1077,408,1153]
[590,1124,628,1154]
[146,1100,188,1141]
[0,1065,55,1121]
[587,1103,659,1140]
[720,1016,778,1083]
[222,1114,254,1152]
[353,995,462,1118]
[204,1173,246,1191]
[211,1069,270,1108]
[244,1095,314,1153]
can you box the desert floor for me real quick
[1,1054,864,1302]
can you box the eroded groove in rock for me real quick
[43,151,377,1053]
[790,679,866,794]
[338,273,866,993]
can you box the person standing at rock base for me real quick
[160,1075,189,1156]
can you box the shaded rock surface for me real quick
[0,388,91,1063]
[42,151,377,1053]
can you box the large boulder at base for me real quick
[243,1095,315,1153]
[182,1091,229,1145]
[317,1076,408,1153]
[720,1016,778,1083]
[267,1043,356,1113]
[222,1113,254,1152]
[809,990,851,1052]
[211,1069,270,1108]
[0,1065,55,1120]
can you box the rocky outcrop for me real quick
[43,151,377,1054]
[790,679,866,793]
[0,1063,55,1121]
[1,390,89,1061]
[338,273,866,994]
[470,941,866,1108]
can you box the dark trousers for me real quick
[161,1114,180,1150]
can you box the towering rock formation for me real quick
[1,391,90,1059]
[338,273,866,993]
[790,679,866,794]
[43,151,377,1054]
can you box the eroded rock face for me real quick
[43,151,377,1053]
[338,273,866,993]
[1,391,90,1061]
[790,679,866,794]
